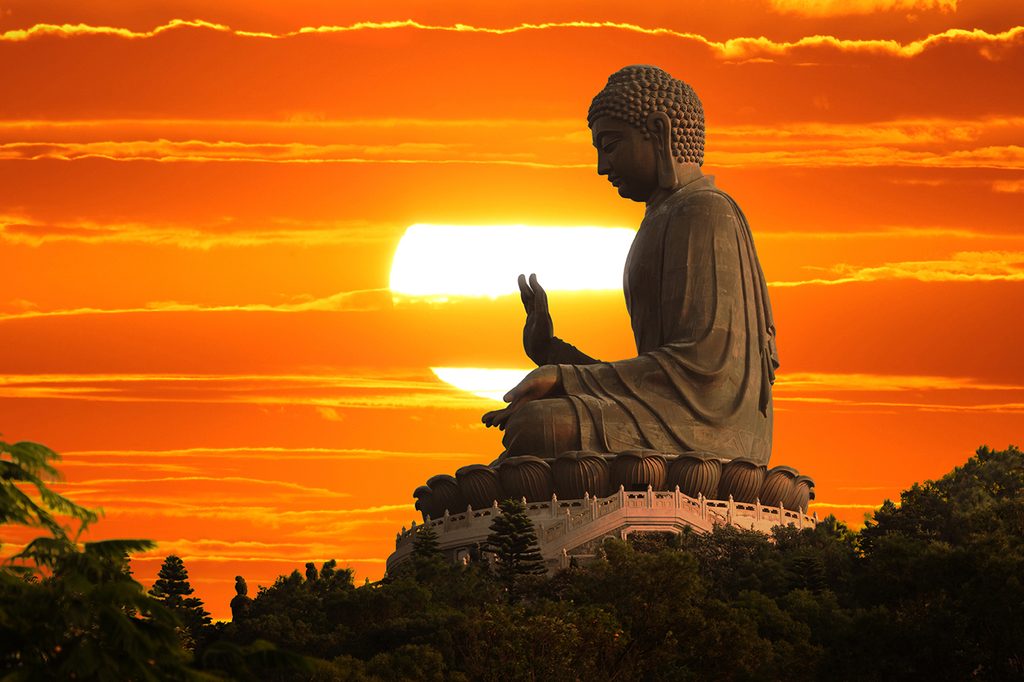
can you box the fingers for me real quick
[516,272,532,311]
[529,273,549,310]
[481,407,513,430]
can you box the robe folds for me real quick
[545,175,778,464]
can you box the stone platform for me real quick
[388,485,817,575]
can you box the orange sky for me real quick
[1,0,1021,619]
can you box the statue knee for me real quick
[502,399,580,458]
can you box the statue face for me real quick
[591,115,659,203]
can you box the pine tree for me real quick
[412,523,441,559]
[149,554,211,649]
[486,499,547,601]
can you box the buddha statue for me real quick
[482,65,779,465]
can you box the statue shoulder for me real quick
[666,186,743,226]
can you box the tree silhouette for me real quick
[412,523,441,559]
[150,554,211,650]
[1,439,98,553]
[1,438,192,678]
[486,499,547,601]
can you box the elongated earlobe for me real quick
[646,112,678,190]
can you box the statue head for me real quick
[588,65,705,202]
[234,575,247,597]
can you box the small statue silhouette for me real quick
[229,575,251,621]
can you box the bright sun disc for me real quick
[431,367,532,402]
[389,224,635,298]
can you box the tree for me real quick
[411,523,440,560]
[845,444,1024,679]
[1,439,97,554]
[150,554,212,650]
[1,438,195,678]
[485,499,546,601]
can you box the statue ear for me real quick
[646,112,677,190]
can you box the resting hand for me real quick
[520,273,554,365]
[481,365,561,430]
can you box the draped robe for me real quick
[505,175,778,465]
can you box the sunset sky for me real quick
[1,0,1021,619]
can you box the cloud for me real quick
[1,19,1020,61]
[711,117,1024,149]
[772,250,1024,286]
[4,116,1020,171]
[131,537,386,565]
[757,227,1024,242]
[0,371,494,410]
[315,406,345,422]
[776,372,1024,392]
[768,0,957,17]
[0,289,393,321]
[0,214,395,249]
[772,373,1024,413]
[775,396,1024,414]
[0,139,578,168]
[808,501,883,509]
[61,446,481,461]
[88,500,413,528]
[992,179,1024,193]
[58,475,352,500]
[711,145,1024,170]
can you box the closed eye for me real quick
[596,132,622,153]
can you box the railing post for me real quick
[727,495,734,524]
[443,509,450,533]
[778,501,786,526]
[647,484,654,508]
[551,493,559,519]
[755,498,761,522]
[674,485,681,508]
[618,484,625,507]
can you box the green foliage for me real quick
[411,523,440,560]
[0,540,202,680]
[847,444,1024,679]
[5,436,1022,679]
[1,439,99,551]
[0,438,200,680]
[485,499,546,601]
[150,555,212,651]
[202,445,1022,681]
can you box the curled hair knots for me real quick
[588,65,705,165]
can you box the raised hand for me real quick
[481,365,560,430]
[520,273,554,365]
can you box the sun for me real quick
[388,224,635,299]
[390,223,635,400]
